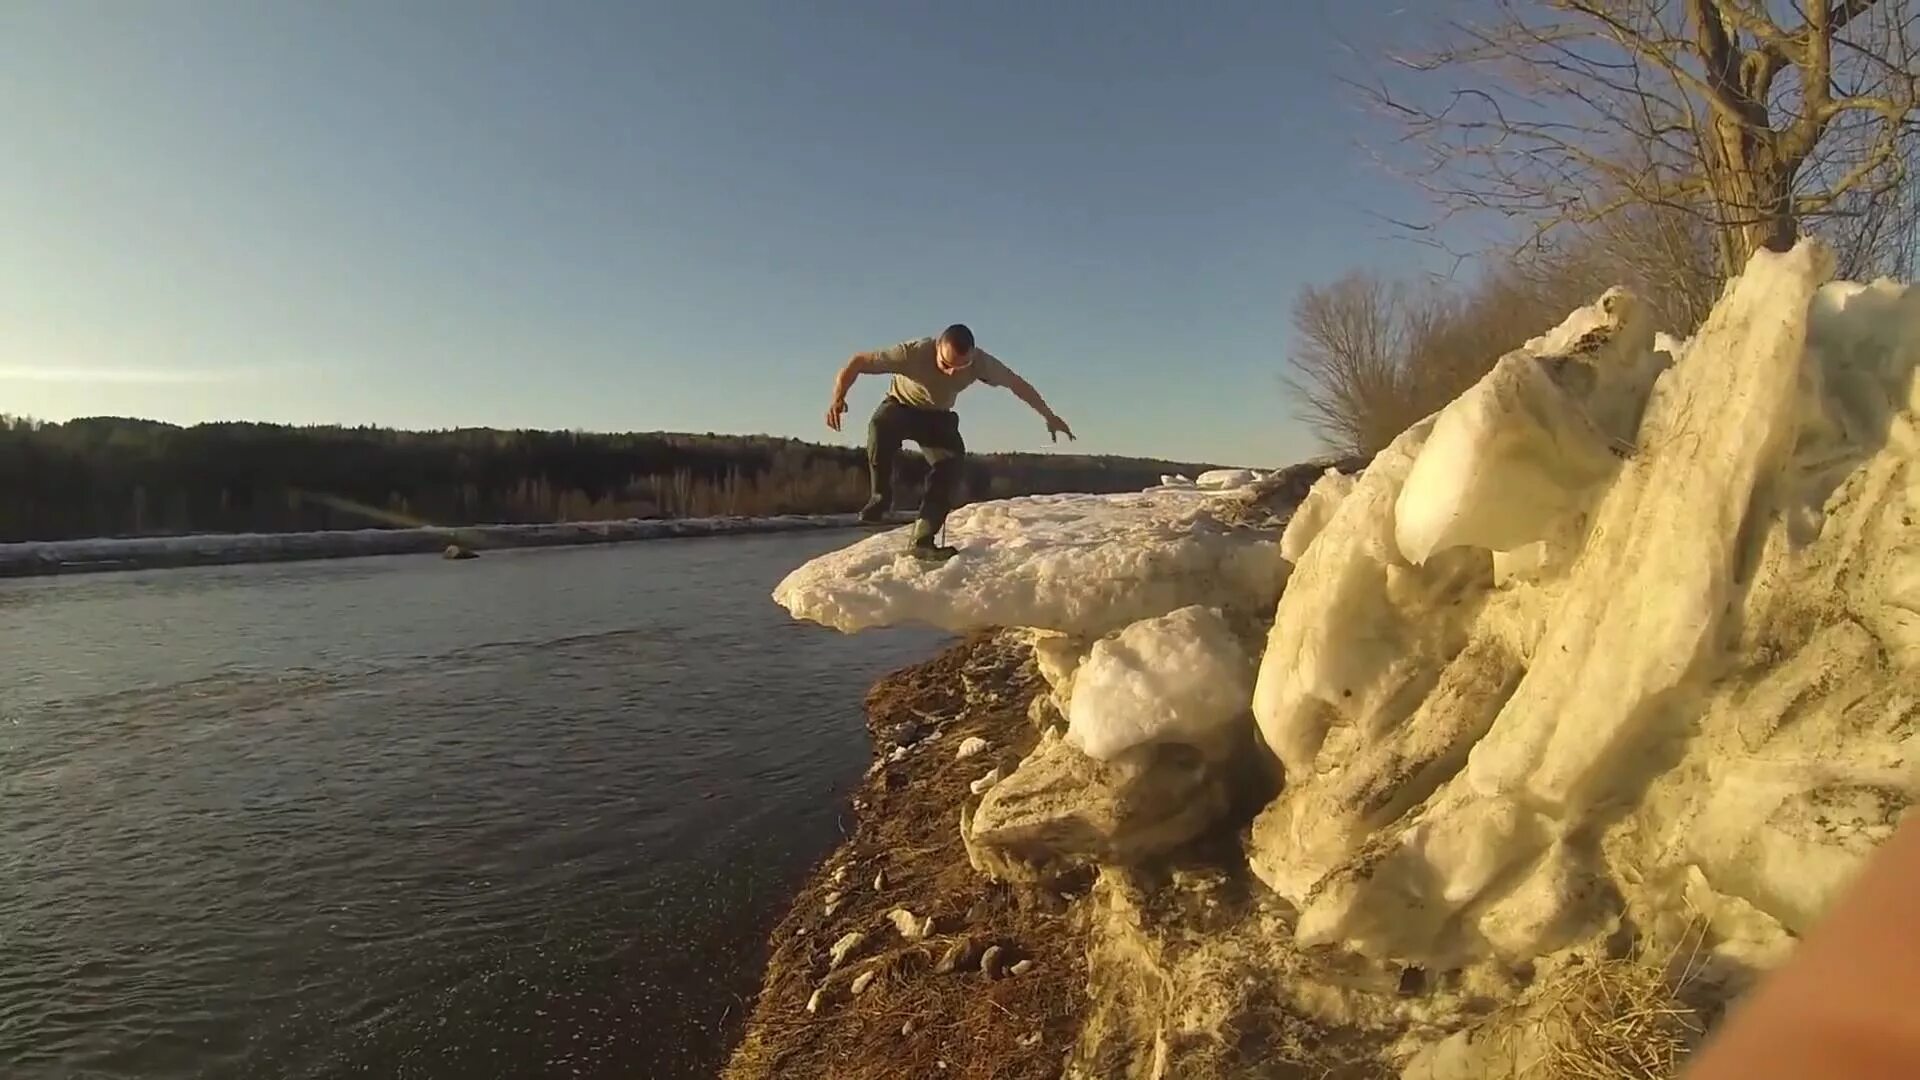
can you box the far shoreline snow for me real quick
[0,513,875,579]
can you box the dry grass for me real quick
[722,633,1091,1080]
[1502,929,1707,1080]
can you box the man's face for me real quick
[936,339,975,374]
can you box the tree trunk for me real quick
[1712,119,1799,271]
[1739,172,1798,258]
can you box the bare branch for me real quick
[1357,0,1920,273]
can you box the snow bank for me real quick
[772,477,1292,636]
[0,513,864,577]
[1248,240,1920,981]
[1065,605,1255,761]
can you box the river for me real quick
[0,532,946,1079]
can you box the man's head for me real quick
[936,323,976,374]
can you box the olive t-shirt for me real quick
[867,337,1012,411]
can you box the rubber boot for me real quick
[908,520,958,562]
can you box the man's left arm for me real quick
[984,358,1075,443]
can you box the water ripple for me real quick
[0,534,946,1079]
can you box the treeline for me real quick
[0,417,1215,542]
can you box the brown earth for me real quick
[723,632,1091,1080]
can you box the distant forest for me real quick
[0,416,1220,543]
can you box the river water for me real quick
[0,533,945,1079]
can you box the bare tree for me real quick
[1285,273,1422,453]
[1511,198,1726,329]
[1364,0,1920,277]
[1285,269,1579,453]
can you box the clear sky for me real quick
[3,1,1446,467]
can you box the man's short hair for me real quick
[938,323,975,353]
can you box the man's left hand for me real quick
[1046,414,1076,443]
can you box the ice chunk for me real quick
[966,738,1227,881]
[1065,606,1255,761]
[1467,242,1833,809]
[773,485,1289,636]
[1248,636,1521,903]
[1195,468,1262,490]
[1394,289,1662,566]
[1278,469,1354,564]
[1472,842,1603,960]
[1251,416,1494,779]
[1031,633,1089,697]
[1293,789,1550,956]
[1392,356,1612,565]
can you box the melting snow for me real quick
[772,478,1289,636]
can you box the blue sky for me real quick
[2,1,1448,467]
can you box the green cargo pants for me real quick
[867,397,966,537]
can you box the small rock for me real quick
[934,937,978,974]
[1026,889,1068,915]
[888,745,909,764]
[822,891,844,918]
[830,865,850,885]
[1017,1031,1042,1049]
[1010,959,1034,976]
[829,931,866,970]
[901,1019,916,1036]
[851,970,876,996]
[805,988,825,1014]
[980,944,1006,979]
[889,908,928,942]
[969,767,1004,795]
[955,736,989,760]
[873,869,888,892]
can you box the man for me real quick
[826,323,1074,561]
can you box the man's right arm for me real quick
[826,351,881,432]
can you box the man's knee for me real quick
[869,406,904,456]
[923,445,963,473]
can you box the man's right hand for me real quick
[826,398,849,432]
